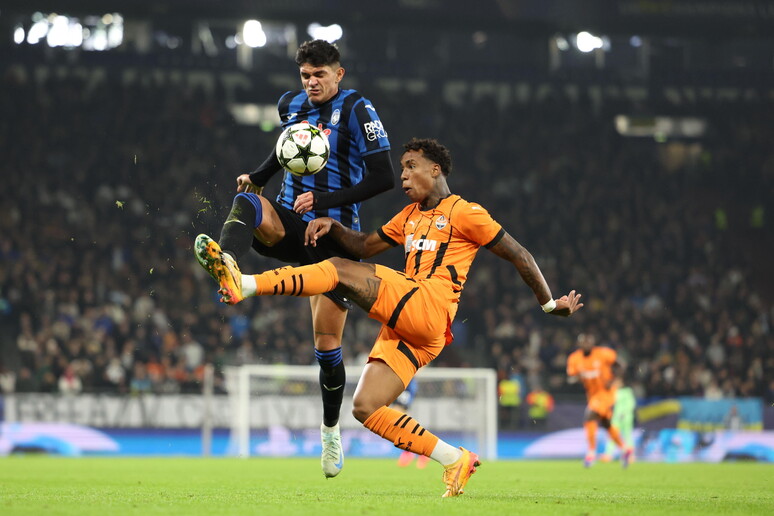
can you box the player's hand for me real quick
[548,290,584,317]
[236,174,262,194]
[294,191,315,215]
[305,217,334,247]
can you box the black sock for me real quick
[315,347,345,427]
[219,193,261,261]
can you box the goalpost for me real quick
[225,364,498,460]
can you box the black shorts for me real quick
[251,199,356,310]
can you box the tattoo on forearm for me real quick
[492,234,551,300]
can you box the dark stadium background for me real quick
[0,0,772,458]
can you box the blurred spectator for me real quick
[0,62,771,406]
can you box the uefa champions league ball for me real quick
[275,122,330,176]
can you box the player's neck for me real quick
[419,186,452,211]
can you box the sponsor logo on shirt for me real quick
[363,120,387,141]
[405,234,438,252]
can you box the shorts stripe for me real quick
[387,287,419,329]
[397,341,419,370]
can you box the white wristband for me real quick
[541,299,556,313]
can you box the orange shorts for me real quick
[367,265,458,387]
[587,389,616,420]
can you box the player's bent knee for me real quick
[232,192,264,228]
[351,396,377,423]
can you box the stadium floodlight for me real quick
[242,20,267,48]
[307,23,343,43]
[14,26,25,44]
[46,15,70,47]
[27,19,48,44]
[554,35,570,51]
[575,31,603,53]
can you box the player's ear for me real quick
[335,66,345,82]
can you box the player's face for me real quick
[400,150,440,203]
[299,63,344,105]
[578,333,595,352]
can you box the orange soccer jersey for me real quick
[377,194,504,296]
[368,194,505,385]
[567,346,617,399]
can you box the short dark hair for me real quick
[403,138,453,176]
[295,40,341,67]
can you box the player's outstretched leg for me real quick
[194,234,244,303]
[320,422,344,478]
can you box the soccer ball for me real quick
[275,122,330,176]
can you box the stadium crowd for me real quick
[0,63,772,409]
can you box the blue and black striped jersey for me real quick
[276,88,391,230]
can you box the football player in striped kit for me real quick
[210,39,395,479]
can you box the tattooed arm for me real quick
[488,232,583,317]
[305,217,391,259]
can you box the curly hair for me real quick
[403,138,453,176]
[295,40,341,67]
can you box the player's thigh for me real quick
[309,294,347,350]
[353,360,405,415]
[368,326,443,388]
[588,392,614,420]
[369,266,452,343]
[253,195,286,244]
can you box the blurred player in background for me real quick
[566,333,634,468]
[207,39,395,478]
[195,138,583,496]
[600,379,636,462]
[392,378,430,468]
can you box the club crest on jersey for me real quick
[435,215,448,230]
[331,109,340,125]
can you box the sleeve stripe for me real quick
[377,227,399,247]
[484,228,505,248]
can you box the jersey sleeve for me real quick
[377,206,411,247]
[455,201,504,247]
[601,347,617,366]
[276,91,298,125]
[349,97,391,156]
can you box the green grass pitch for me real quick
[1,457,772,515]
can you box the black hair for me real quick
[295,40,341,67]
[403,138,453,176]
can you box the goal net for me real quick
[224,364,498,460]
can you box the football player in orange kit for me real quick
[567,333,634,468]
[196,138,584,496]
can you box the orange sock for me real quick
[363,406,439,457]
[253,260,338,297]
[584,420,598,453]
[607,424,625,449]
